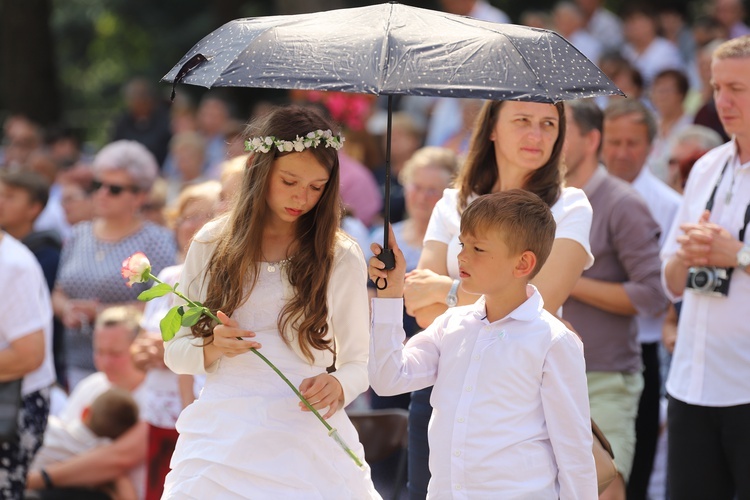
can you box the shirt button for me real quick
[473,355,480,361]
[457,417,465,423]
[454,450,461,456]
[466,386,472,392]
[455,484,462,490]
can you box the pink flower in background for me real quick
[300,91,375,132]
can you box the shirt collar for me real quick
[472,285,544,323]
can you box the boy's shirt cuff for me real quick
[371,298,404,324]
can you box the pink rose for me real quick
[121,252,152,288]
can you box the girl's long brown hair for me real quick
[193,105,342,362]
[456,100,566,211]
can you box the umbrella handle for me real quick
[375,249,395,290]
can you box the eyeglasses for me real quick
[91,180,140,196]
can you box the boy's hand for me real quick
[369,224,407,298]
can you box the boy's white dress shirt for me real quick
[369,285,597,499]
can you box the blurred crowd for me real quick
[1,0,748,498]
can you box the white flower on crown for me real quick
[245,129,344,154]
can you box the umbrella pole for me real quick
[376,95,396,290]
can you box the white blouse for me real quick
[425,187,595,279]
[163,218,371,407]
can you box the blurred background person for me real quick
[564,99,667,500]
[667,125,725,193]
[439,0,509,23]
[0,229,55,498]
[26,305,149,499]
[371,112,424,225]
[140,177,169,227]
[440,99,483,160]
[1,115,44,170]
[165,131,208,204]
[621,4,684,89]
[132,180,220,500]
[52,140,176,390]
[216,154,249,215]
[552,1,603,66]
[575,0,624,53]
[111,77,172,168]
[712,0,750,38]
[0,170,65,389]
[59,178,95,229]
[647,69,693,183]
[601,99,680,500]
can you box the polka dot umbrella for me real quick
[163,2,623,283]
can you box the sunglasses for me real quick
[91,180,140,196]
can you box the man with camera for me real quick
[661,35,750,499]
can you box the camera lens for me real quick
[693,270,710,288]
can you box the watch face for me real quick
[739,248,750,267]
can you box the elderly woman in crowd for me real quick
[52,140,176,390]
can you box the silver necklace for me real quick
[265,257,291,273]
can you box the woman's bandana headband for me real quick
[244,129,345,154]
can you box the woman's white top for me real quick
[163,218,371,407]
[424,187,595,279]
[0,234,55,395]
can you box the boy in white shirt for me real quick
[368,189,597,499]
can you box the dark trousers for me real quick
[407,386,432,500]
[627,342,661,499]
[668,396,750,499]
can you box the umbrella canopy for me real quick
[163,2,621,103]
[163,2,623,285]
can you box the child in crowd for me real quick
[29,388,139,499]
[368,190,597,498]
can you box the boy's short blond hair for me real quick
[87,388,139,439]
[460,189,556,279]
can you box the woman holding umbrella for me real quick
[402,99,594,498]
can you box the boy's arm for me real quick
[26,421,147,490]
[368,298,441,396]
[540,332,598,500]
[367,226,440,395]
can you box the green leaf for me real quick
[138,283,173,301]
[160,306,183,342]
[180,306,205,327]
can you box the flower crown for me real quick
[244,129,345,154]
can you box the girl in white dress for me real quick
[162,105,380,499]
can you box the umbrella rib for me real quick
[377,3,396,94]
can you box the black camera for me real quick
[686,266,733,297]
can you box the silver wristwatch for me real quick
[737,245,750,271]
[446,279,460,307]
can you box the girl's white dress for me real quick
[163,264,379,500]
[162,223,379,499]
